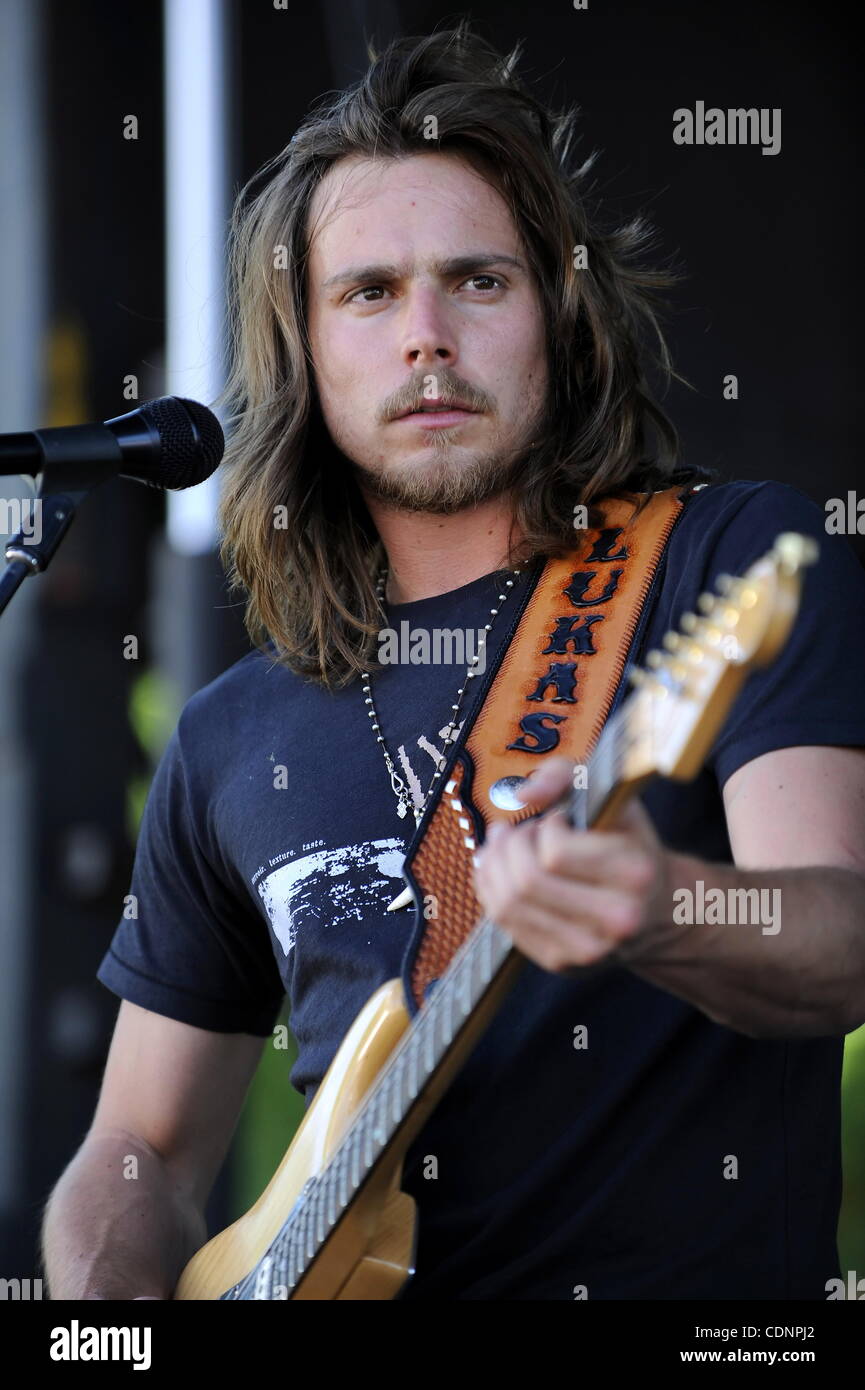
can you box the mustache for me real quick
[385,377,490,419]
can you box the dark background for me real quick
[0,0,860,1280]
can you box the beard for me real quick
[350,404,549,517]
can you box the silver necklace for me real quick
[361,565,522,829]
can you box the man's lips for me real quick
[394,408,478,428]
[394,397,478,419]
[393,399,481,427]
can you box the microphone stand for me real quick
[0,424,123,620]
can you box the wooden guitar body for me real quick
[175,979,417,1300]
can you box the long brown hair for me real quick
[216,20,704,688]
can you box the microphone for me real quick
[0,396,224,492]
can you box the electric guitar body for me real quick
[176,979,416,1300]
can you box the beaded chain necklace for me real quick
[360,565,523,827]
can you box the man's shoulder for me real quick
[641,474,858,657]
[678,476,825,528]
[176,641,303,749]
[668,477,829,572]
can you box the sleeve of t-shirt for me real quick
[96,711,285,1036]
[693,481,865,789]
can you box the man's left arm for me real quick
[472,744,865,1039]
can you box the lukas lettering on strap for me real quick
[397,484,696,1013]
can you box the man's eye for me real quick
[347,285,387,303]
[346,274,504,305]
[463,274,503,292]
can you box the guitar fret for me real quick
[442,977,455,1045]
[314,1187,327,1247]
[252,1252,273,1300]
[333,1147,345,1210]
[408,1033,419,1099]
[288,1227,300,1290]
[380,1068,396,1133]
[275,1238,289,1296]
[321,1163,335,1231]
[390,1056,405,1126]
[362,1111,374,1169]
[300,1183,316,1267]
[372,1085,387,1146]
[335,1147,349,1213]
[288,1217,302,1289]
[431,999,446,1064]
[305,1195,317,1262]
[422,1003,436,1074]
[296,1199,309,1273]
[483,925,498,980]
[350,1125,361,1188]
[458,951,473,1016]
[469,937,484,1009]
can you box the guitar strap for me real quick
[399,483,698,1013]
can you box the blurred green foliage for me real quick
[234,1009,306,1215]
[129,668,181,759]
[126,669,182,838]
[840,1023,865,1271]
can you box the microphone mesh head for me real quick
[140,396,225,488]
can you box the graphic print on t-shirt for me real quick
[255,838,408,955]
[388,719,465,808]
[252,718,465,957]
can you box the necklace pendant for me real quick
[396,801,408,819]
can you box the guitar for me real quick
[174,530,817,1300]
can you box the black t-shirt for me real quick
[97,480,865,1300]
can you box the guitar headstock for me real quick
[620,531,818,784]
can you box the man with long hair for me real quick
[43,23,865,1301]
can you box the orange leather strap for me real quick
[402,486,688,1011]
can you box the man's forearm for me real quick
[619,854,865,1038]
[41,1129,206,1300]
